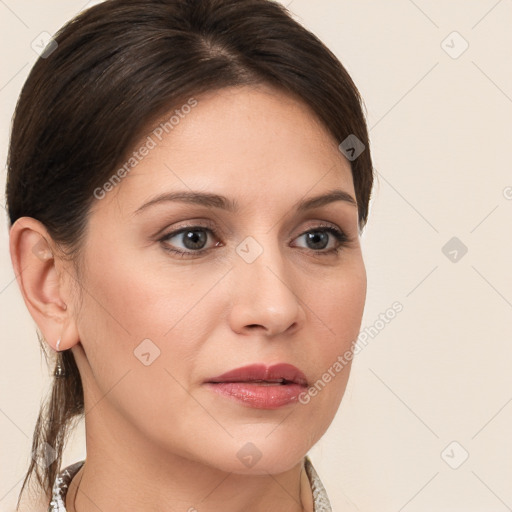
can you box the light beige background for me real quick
[1,1,511,511]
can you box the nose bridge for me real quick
[229,233,303,334]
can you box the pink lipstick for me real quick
[204,363,308,409]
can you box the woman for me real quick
[7,0,374,510]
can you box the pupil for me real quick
[184,230,207,250]
[307,231,328,250]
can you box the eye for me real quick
[293,224,349,255]
[159,224,220,258]
[158,222,350,258]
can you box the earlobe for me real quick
[9,216,78,352]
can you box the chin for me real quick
[203,436,312,476]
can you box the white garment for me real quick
[48,455,332,511]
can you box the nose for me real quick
[228,238,306,337]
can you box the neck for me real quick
[65,410,314,512]
[67,456,313,512]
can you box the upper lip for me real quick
[205,363,308,387]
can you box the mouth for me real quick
[205,363,308,387]
[203,363,309,409]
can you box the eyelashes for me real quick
[158,222,351,259]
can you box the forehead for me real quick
[92,84,355,217]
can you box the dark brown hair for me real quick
[6,0,374,507]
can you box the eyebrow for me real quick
[133,188,357,215]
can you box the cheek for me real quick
[74,253,215,438]
[298,260,366,428]
[333,270,367,344]
[80,246,201,339]
[310,258,367,349]
[328,263,366,377]
[75,247,224,386]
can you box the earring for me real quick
[54,338,68,378]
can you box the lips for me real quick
[205,363,308,387]
[204,363,309,409]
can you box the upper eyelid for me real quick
[161,220,346,238]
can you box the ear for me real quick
[9,217,80,352]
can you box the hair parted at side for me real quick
[6,0,374,507]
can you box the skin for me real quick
[10,84,367,512]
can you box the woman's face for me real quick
[70,84,366,474]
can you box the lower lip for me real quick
[204,382,306,409]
